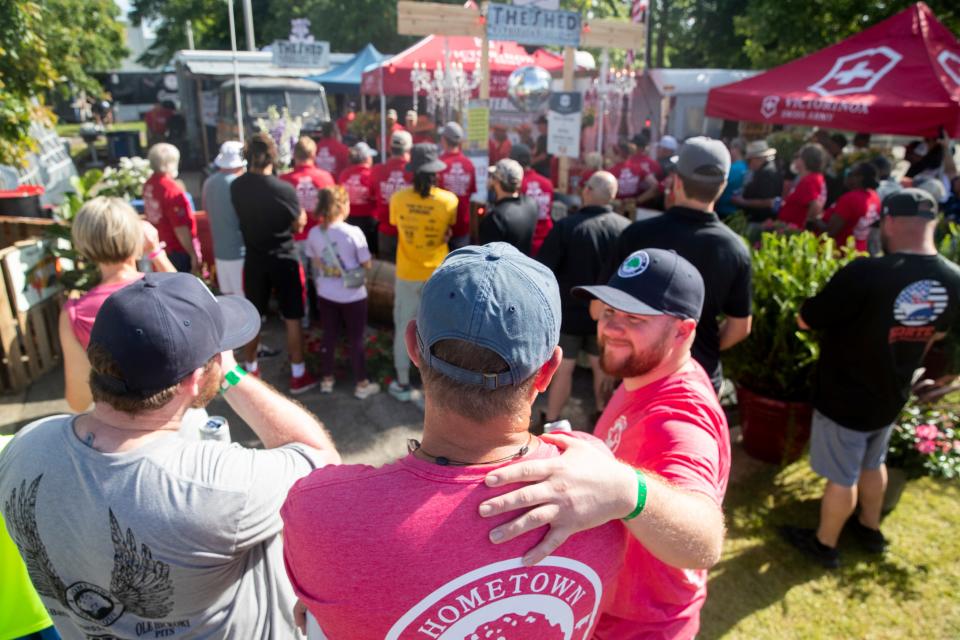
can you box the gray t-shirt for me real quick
[0,415,329,639]
[202,171,245,261]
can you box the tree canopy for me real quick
[0,0,125,166]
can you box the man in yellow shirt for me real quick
[388,143,458,403]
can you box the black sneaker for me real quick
[849,519,887,554]
[779,526,840,569]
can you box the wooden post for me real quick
[480,13,490,101]
[557,46,576,194]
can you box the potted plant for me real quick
[885,401,960,512]
[723,231,861,464]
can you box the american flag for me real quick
[893,279,949,327]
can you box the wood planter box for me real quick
[737,385,813,464]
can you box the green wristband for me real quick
[623,469,648,521]
[220,365,247,394]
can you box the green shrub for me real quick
[723,231,862,400]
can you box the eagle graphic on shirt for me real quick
[4,474,174,628]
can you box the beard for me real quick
[599,327,672,379]
[191,363,222,408]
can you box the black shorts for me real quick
[244,256,305,320]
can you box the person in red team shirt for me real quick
[610,142,659,208]
[479,248,729,640]
[437,121,476,249]
[412,113,437,144]
[511,143,554,256]
[339,141,380,253]
[280,136,335,326]
[142,142,200,273]
[489,123,512,164]
[313,122,350,177]
[336,103,356,138]
[630,132,665,182]
[778,143,829,229]
[814,161,881,252]
[282,243,627,639]
[370,130,413,261]
[144,101,175,146]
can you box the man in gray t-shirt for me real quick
[203,141,247,295]
[0,273,340,639]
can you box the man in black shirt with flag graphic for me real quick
[782,189,960,568]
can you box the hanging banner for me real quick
[466,100,491,154]
[486,3,581,48]
[547,92,582,158]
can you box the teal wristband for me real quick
[220,365,247,394]
[623,469,648,520]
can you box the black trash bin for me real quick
[106,130,143,163]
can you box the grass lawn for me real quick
[56,120,145,139]
[701,450,960,639]
[57,121,146,162]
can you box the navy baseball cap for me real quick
[417,242,561,389]
[573,249,705,321]
[89,272,260,395]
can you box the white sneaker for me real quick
[354,382,380,400]
[388,380,412,402]
[409,388,424,411]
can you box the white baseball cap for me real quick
[214,141,246,169]
[659,135,679,152]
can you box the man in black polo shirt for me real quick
[609,137,753,393]
[781,189,960,568]
[479,159,539,255]
[538,171,630,425]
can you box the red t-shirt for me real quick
[336,113,355,137]
[279,163,334,240]
[338,164,376,219]
[522,169,554,256]
[592,361,731,640]
[314,138,350,177]
[144,107,174,135]
[610,160,650,199]
[489,138,512,165]
[142,172,197,255]
[778,172,827,229]
[823,188,881,252]
[412,132,436,145]
[371,157,412,236]
[281,432,627,639]
[630,152,664,181]
[438,151,476,237]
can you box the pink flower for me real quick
[953,440,960,454]
[941,441,952,454]
[916,440,937,455]
[915,424,940,440]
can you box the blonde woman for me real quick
[59,197,177,411]
[303,186,379,399]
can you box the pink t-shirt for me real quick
[63,275,145,348]
[823,188,881,252]
[778,172,827,229]
[281,432,627,639]
[591,361,731,640]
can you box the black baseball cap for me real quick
[881,188,938,219]
[406,143,446,174]
[573,249,704,322]
[510,143,532,167]
[89,272,260,396]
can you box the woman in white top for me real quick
[304,186,380,399]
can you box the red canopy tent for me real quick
[705,2,960,137]
[361,35,567,98]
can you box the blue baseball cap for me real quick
[417,242,561,389]
[89,272,260,395]
[573,249,704,321]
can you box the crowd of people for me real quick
[1,109,959,639]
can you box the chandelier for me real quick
[411,60,481,122]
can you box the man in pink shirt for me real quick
[478,248,730,640]
[282,243,627,638]
[512,143,554,256]
[437,121,476,249]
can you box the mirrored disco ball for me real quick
[506,66,552,112]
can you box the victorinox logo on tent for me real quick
[938,50,960,86]
[760,95,780,119]
[808,47,903,96]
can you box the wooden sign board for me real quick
[397,1,484,37]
